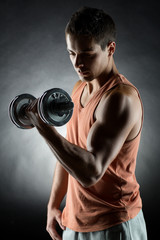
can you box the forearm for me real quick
[48,161,68,209]
[37,125,97,187]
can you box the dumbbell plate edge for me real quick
[9,94,36,129]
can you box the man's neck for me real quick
[86,60,119,95]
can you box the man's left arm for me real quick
[26,88,140,188]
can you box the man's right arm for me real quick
[46,162,68,240]
[47,162,68,210]
[46,80,82,240]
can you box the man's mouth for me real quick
[78,70,90,76]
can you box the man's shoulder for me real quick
[103,83,139,103]
[95,83,140,120]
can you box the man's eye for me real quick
[83,53,96,58]
[68,52,95,58]
[84,54,92,57]
[68,52,75,56]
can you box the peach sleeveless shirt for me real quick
[62,74,143,232]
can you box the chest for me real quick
[80,87,108,122]
[69,88,100,146]
[80,87,97,108]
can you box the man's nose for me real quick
[74,55,84,68]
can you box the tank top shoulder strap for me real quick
[100,74,123,94]
[71,81,86,99]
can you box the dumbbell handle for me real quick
[20,100,74,119]
[20,99,74,113]
[51,101,74,113]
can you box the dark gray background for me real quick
[0,0,159,239]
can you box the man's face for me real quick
[66,34,112,82]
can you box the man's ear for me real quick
[107,41,116,56]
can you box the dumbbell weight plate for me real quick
[9,94,36,129]
[38,88,74,127]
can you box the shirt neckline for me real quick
[79,74,119,109]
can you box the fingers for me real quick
[25,98,46,127]
[46,208,66,240]
[55,211,66,231]
[48,228,62,240]
[26,98,38,112]
[46,216,64,240]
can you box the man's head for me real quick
[65,6,116,51]
[65,7,117,82]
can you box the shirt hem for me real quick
[62,208,142,233]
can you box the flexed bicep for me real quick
[87,90,139,179]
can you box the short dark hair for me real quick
[65,7,116,50]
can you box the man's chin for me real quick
[80,75,94,82]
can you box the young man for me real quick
[26,7,147,240]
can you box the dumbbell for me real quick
[9,88,74,129]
